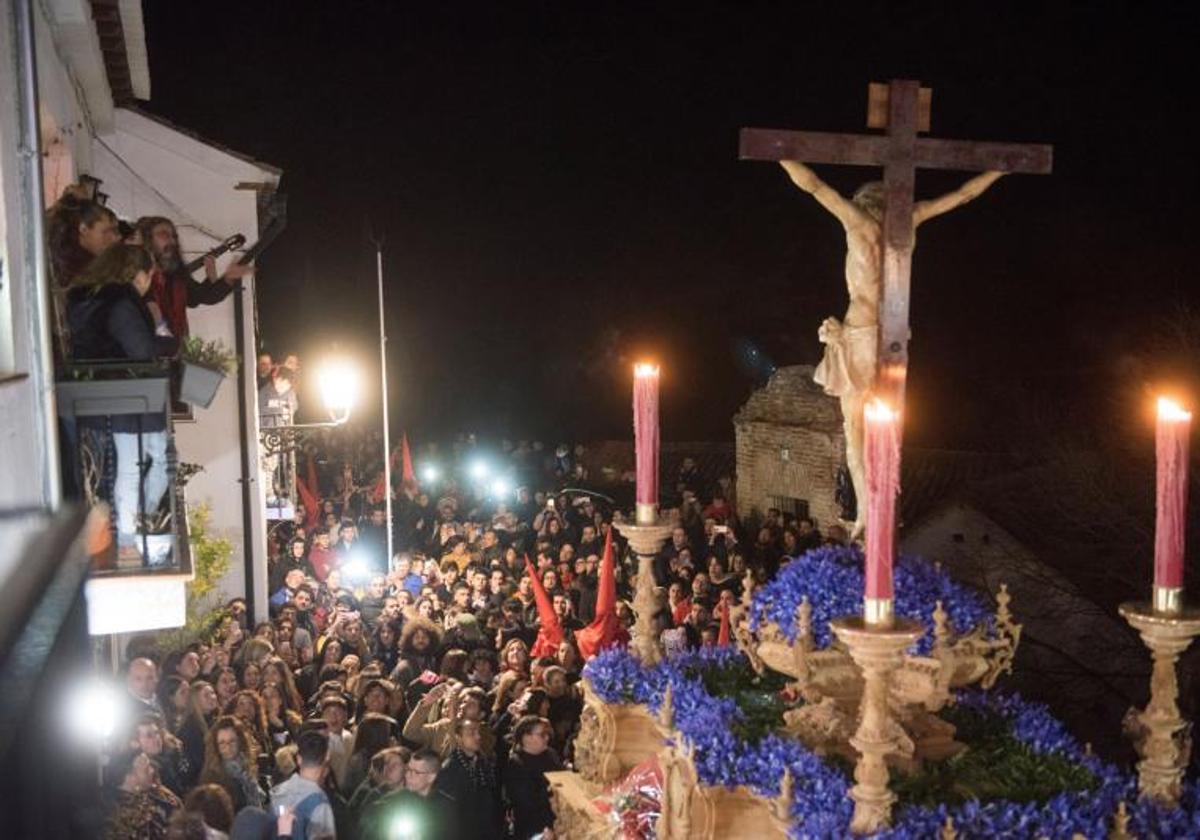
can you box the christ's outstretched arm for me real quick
[780,161,871,230]
[913,171,1005,226]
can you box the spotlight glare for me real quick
[65,678,122,744]
[491,478,509,499]
[343,555,368,582]
[468,460,489,480]
[390,813,418,839]
[421,464,440,483]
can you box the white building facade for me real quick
[0,0,277,632]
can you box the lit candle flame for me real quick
[864,398,898,423]
[1158,397,1192,423]
[634,363,660,378]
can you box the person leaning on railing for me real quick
[65,243,179,558]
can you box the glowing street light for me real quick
[421,464,440,484]
[316,358,359,424]
[261,357,361,457]
[490,477,510,499]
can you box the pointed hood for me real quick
[575,527,629,660]
[527,555,563,657]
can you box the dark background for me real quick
[142,1,1200,446]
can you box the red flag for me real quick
[717,602,731,647]
[401,433,417,487]
[297,456,321,529]
[306,454,319,498]
[526,555,563,657]
[369,471,387,504]
[575,527,629,660]
[371,435,415,503]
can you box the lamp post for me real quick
[375,239,395,567]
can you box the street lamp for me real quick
[259,357,359,456]
[316,358,359,424]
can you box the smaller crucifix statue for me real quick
[781,161,1003,537]
[741,81,1052,539]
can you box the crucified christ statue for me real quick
[780,161,1004,538]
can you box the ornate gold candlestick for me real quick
[830,616,923,834]
[614,510,674,666]
[1119,600,1200,805]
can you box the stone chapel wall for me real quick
[733,365,845,528]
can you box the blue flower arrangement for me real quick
[584,647,1200,838]
[748,545,995,654]
[586,646,853,836]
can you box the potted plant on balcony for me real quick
[179,336,238,409]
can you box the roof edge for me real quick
[117,106,283,177]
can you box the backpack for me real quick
[291,790,330,840]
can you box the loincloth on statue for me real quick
[813,318,877,399]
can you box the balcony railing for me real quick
[55,361,192,578]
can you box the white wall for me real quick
[92,108,277,608]
[36,0,102,175]
[0,0,96,511]
[0,1,44,510]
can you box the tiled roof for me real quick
[89,0,136,104]
[899,448,1015,529]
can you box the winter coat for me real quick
[434,749,502,840]
[66,283,177,433]
[502,748,563,839]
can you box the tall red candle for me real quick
[1155,397,1191,597]
[633,364,660,519]
[864,399,900,618]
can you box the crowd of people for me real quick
[47,185,254,564]
[43,179,856,839]
[105,430,851,839]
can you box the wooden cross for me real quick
[740,79,1053,408]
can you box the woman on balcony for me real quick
[66,244,178,562]
[47,193,120,286]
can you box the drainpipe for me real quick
[237,190,285,623]
[13,0,62,509]
[233,285,257,619]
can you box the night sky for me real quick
[141,2,1200,446]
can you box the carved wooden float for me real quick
[550,682,790,839]
[734,574,1022,769]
